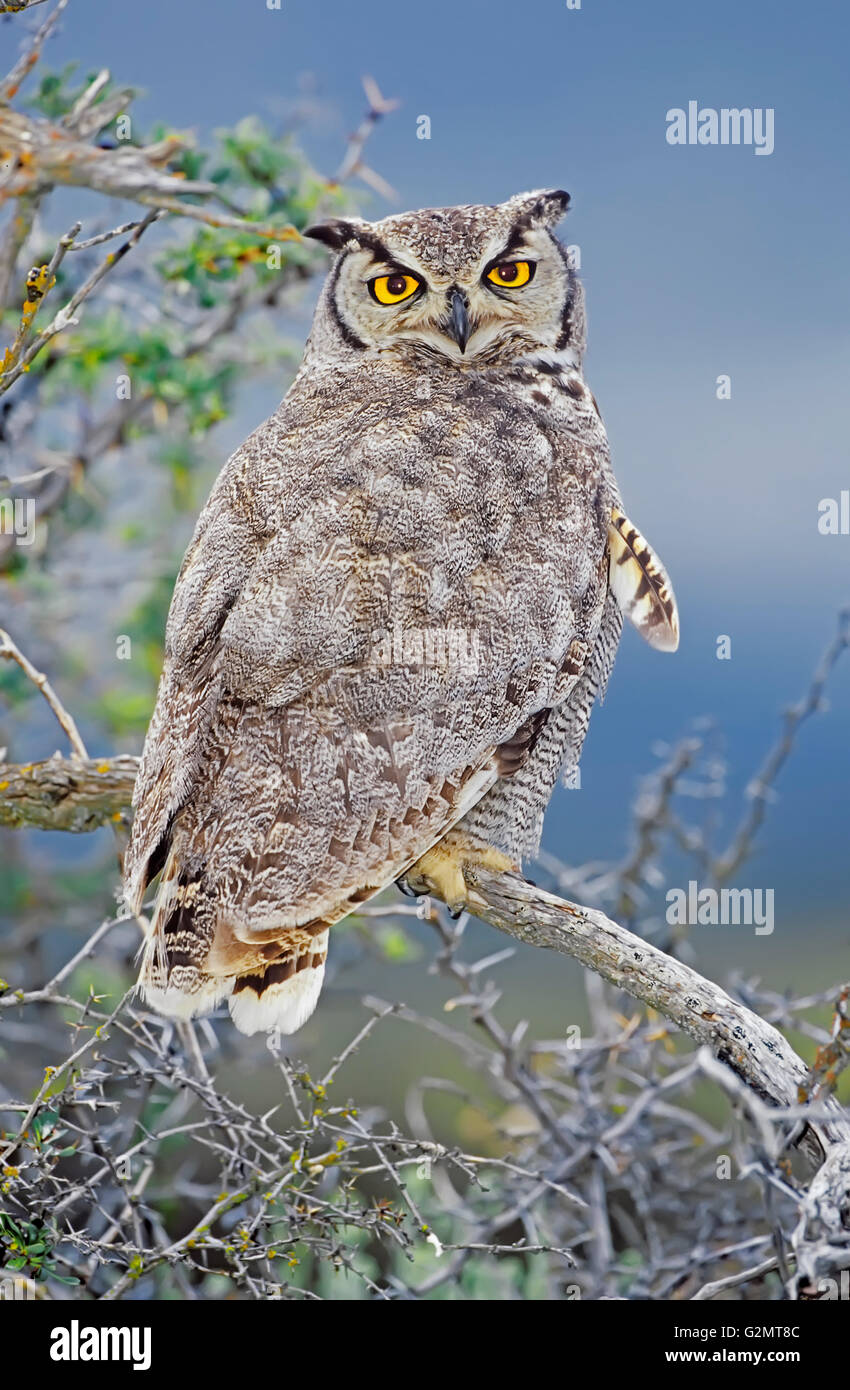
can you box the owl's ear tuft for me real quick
[303,218,367,252]
[510,188,571,230]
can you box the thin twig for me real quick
[0,211,160,394]
[0,626,88,758]
[0,219,80,374]
[0,0,70,103]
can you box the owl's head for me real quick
[304,189,583,369]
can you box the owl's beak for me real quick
[446,288,471,354]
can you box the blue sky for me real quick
[9,0,849,972]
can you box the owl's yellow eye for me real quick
[369,273,422,305]
[486,260,534,289]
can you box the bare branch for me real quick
[0,752,136,830]
[801,984,850,1104]
[0,625,88,757]
[0,219,80,379]
[0,210,161,394]
[0,105,301,241]
[715,606,850,881]
[0,0,70,103]
[1,751,847,1190]
[333,74,400,197]
[458,864,850,1169]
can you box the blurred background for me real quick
[0,0,848,1236]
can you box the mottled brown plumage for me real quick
[123,188,678,1034]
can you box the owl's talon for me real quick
[406,833,519,914]
[395,876,420,899]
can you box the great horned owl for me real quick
[123,188,678,1036]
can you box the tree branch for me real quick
[461,864,847,1152]
[0,624,88,756]
[0,105,301,242]
[0,752,137,830]
[455,866,850,1286]
[2,751,847,1155]
[2,745,848,1286]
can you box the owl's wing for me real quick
[458,509,680,865]
[608,506,679,652]
[123,468,263,915]
[125,475,567,1035]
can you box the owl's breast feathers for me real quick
[124,359,615,1033]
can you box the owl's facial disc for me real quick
[307,190,577,366]
[332,242,560,363]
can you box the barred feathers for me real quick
[608,506,679,652]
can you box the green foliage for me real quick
[372,922,423,964]
[0,1142,81,1288]
[96,685,157,737]
[26,65,136,126]
[0,862,32,915]
[154,120,333,310]
[0,661,33,711]
[0,1211,79,1284]
[86,571,174,737]
[36,307,131,398]
[2,70,353,769]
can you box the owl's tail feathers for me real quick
[135,853,232,1022]
[137,938,329,1037]
[228,931,329,1036]
[134,852,329,1036]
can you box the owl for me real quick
[123,188,678,1036]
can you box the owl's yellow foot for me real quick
[404,832,518,914]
